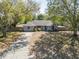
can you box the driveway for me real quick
[0,32,35,59]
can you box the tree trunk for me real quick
[2,27,7,37]
[73,28,77,37]
[2,30,7,37]
[71,26,78,46]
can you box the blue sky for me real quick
[34,0,47,14]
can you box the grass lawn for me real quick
[0,32,22,53]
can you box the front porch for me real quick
[33,26,53,31]
[34,26,46,31]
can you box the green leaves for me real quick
[0,0,39,37]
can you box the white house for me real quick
[23,20,54,32]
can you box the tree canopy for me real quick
[47,0,79,32]
[0,0,39,37]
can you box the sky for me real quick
[34,0,47,14]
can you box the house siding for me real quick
[23,26,53,32]
[23,20,54,32]
[23,26,34,32]
[41,26,46,31]
[46,26,52,31]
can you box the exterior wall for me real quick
[23,26,34,32]
[46,26,52,31]
[42,26,46,31]
[23,26,53,32]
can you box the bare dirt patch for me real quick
[28,32,46,54]
[30,32,46,46]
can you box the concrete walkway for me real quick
[1,32,35,59]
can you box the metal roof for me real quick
[24,20,53,26]
[24,22,36,26]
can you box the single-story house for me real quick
[23,20,57,32]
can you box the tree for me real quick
[0,0,39,37]
[11,0,26,27]
[15,0,39,24]
[37,14,44,20]
[47,0,79,45]
[24,0,39,23]
[47,0,79,34]
[0,0,14,37]
[47,0,66,24]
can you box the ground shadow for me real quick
[31,32,79,59]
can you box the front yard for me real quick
[0,31,79,59]
[30,31,79,59]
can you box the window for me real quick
[27,26,30,29]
